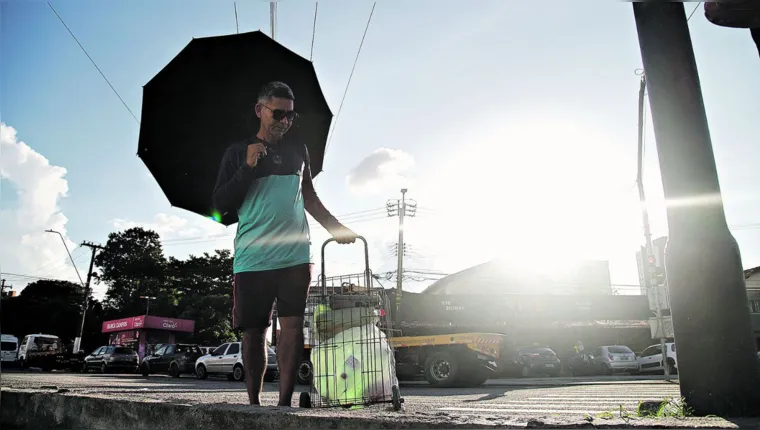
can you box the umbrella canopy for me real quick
[138,30,333,226]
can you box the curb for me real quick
[1,389,755,429]
[0,389,521,429]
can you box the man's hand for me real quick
[246,143,267,168]
[330,224,358,244]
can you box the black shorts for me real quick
[233,263,313,330]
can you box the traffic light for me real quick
[651,265,666,287]
[646,254,667,287]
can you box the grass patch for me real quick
[585,397,693,423]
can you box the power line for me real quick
[310,2,319,61]
[324,2,376,154]
[47,2,140,125]
[0,272,71,282]
[687,2,702,22]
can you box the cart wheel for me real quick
[299,392,311,409]
[391,385,403,411]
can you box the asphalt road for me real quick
[1,370,683,419]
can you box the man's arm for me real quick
[212,145,257,216]
[301,146,342,231]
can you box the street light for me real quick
[45,229,88,353]
[140,296,157,315]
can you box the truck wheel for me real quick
[424,352,460,387]
[297,360,313,385]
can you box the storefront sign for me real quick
[143,316,194,333]
[102,315,195,333]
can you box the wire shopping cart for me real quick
[298,237,403,411]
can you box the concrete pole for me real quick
[632,2,760,416]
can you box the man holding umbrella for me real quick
[213,81,357,407]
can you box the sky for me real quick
[2,0,760,300]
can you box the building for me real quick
[101,315,195,360]
[422,258,613,295]
[744,266,760,349]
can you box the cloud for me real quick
[0,122,86,291]
[346,148,414,195]
[110,212,229,242]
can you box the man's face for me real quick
[257,96,295,140]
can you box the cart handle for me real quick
[320,236,371,293]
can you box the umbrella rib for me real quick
[47,2,141,125]
[324,2,377,155]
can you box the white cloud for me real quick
[110,212,229,242]
[346,148,415,195]
[0,122,86,292]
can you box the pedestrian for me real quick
[212,81,357,407]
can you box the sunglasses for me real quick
[259,104,299,122]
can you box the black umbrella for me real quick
[138,30,333,226]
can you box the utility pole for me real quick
[387,189,416,323]
[269,1,277,40]
[633,2,760,416]
[635,74,670,380]
[77,241,105,354]
[268,0,278,348]
[140,296,157,315]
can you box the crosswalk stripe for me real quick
[483,400,656,405]
[441,407,610,414]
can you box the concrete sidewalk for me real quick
[2,387,755,429]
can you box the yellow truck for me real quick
[293,280,516,388]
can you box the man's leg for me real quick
[242,328,268,405]
[276,316,304,407]
[233,271,276,406]
[274,263,313,407]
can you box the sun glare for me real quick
[413,115,645,274]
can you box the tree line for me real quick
[1,227,237,351]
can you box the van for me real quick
[1,334,19,365]
[17,334,67,370]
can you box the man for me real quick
[212,81,357,407]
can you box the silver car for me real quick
[195,342,278,382]
[591,345,639,375]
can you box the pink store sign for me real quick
[102,315,194,333]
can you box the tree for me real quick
[95,227,170,316]
[0,279,85,344]
[171,249,237,345]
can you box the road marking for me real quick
[441,407,610,415]
[532,395,680,400]
[487,400,656,405]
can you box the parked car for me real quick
[82,345,139,373]
[514,346,561,377]
[140,343,203,377]
[637,342,678,374]
[1,334,19,366]
[195,342,278,382]
[590,345,639,375]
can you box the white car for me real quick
[1,334,19,365]
[195,342,278,382]
[637,342,678,374]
